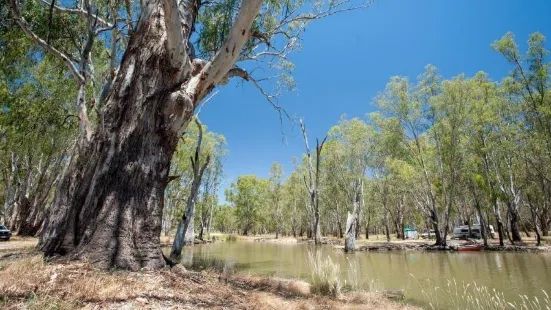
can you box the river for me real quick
[168,241,551,308]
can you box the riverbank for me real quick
[0,252,418,310]
[249,234,551,252]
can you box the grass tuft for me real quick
[308,250,342,297]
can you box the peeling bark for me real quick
[34,0,262,270]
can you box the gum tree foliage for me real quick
[225,175,269,235]
[1,3,77,233]
[226,33,550,246]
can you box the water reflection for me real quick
[164,242,551,307]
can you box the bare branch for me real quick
[222,67,292,130]
[300,119,314,192]
[75,0,97,139]
[38,0,113,28]
[280,0,374,28]
[11,0,84,83]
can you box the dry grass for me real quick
[229,274,311,297]
[0,254,418,309]
[0,254,146,303]
[308,250,342,297]
[0,236,38,253]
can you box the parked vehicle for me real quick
[420,230,436,239]
[0,225,12,241]
[453,224,495,239]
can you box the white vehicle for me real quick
[453,224,495,239]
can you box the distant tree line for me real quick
[212,32,551,247]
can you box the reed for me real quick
[307,250,342,297]
[410,274,551,310]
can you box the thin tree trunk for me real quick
[430,209,444,246]
[522,222,532,237]
[171,125,210,259]
[527,195,542,247]
[472,189,488,247]
[493,198,505,246]
[384,214,390,243]
[540,214,549,237]
[198,222,205,241]
[508,201,522,242]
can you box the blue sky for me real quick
[198,0,551,201]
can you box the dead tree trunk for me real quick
[300,120,326,245]
[171,119,210,260]
[344,179,362,252]
[344,211,356,252]
[23,0,262,270]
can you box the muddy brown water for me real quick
[166,242,551,308]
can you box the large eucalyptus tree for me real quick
[10,0,373,269]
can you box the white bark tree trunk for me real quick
[344,211,357,252]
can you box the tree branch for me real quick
[222,67,292,132]
[11,0,84,83]
[187,0,263,102]
[162,0,188,72]
[38,0,113,28]
[193,117,204,176]
[300,119,314,189]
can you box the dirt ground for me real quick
[0,253,418,310]
[0,236,38,253]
